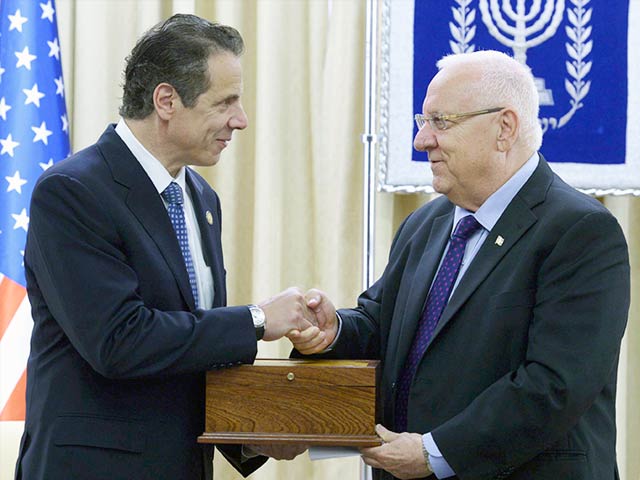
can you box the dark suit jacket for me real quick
[320,157,629,480]
[15,125,266,480]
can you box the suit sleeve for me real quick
[27,172,258,380]
[432,210,630,479]
[312,213,417,359]
[216,445,268,478]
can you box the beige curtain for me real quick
[196,0,365,478]
[2,1,637,479]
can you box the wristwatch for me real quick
[248,304,266,340]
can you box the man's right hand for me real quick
[286,289,338,354]
[259,287,316,342]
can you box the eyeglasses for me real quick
[415,107,504,131]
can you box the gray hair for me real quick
[437,50,543,151]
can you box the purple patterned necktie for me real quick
[161,182,199,308]
[395,215,482,431]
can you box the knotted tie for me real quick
[395,215,482,431]
[161,182,199,307]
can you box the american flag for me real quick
[0,0,70,420]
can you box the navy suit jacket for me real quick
[317,158,630,480]
[16,125,266,480]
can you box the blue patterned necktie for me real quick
[161,182,199,307]
[395,215,482,431]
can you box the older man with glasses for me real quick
[291,50,630,480]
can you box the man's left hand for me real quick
[360,425,432,479]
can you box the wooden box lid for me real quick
[198,359,381,447]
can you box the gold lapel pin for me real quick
[495,235,504,246]
[205,211,213,225]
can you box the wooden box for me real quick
[198,359,380,447]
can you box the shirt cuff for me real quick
[424,433,456,479]
[321,311,343,352]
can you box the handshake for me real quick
[244,287,336,463]
[257,287,337,355]
[247,290,426,478]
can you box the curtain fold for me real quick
[201,1,363,477]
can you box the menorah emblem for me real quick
[478,0,565,105]
[449,0,593,132]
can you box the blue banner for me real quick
[377,0,639,194]
[412,0,628,165]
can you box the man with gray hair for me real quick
[292,50,630,479]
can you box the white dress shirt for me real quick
[115,119,214,309]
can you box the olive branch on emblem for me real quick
[448,0,593,134]
[541,0,593,131]
[449,0,477,53]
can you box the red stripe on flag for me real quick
[0,276,27,341]
[0,369,27,421]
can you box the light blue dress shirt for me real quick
[425,153,539,478]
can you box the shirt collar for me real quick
[453,152,539,233]
[115,118,186,194]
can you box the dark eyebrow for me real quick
[214,94,240,106]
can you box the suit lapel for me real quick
[388,211,454,381]
[96,126,196,310]
[126,182,197,310]
[426,157,553,348]
[428,197,537,344]
[186,169,226,308]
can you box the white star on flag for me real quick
[39,159,54,170]
[0,97,12,120]
[40,1,55,22]
[11,208,30,232]
[23,83,45,107]
[5,171,28,194]
[0,133,20,157]
[8,9,28,32]
[1,0,72,424]
[47,38,60,60]
[61,113,68,132]
[32,121,53,145]
[15,46,37,70]
[54,76,64,96]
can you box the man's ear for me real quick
[153,83,178,121]
[496,109,519,152]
